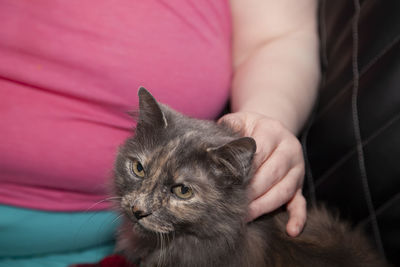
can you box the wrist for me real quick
[233,102,302,135]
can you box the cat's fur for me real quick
[113,88,388,267]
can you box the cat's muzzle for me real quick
[131,206,152,220]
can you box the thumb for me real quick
[218,113,245,132]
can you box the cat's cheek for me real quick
[113,171,140,196]
[168,198,205,223]
[133,213,175,234]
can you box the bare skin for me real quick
[223,0,320,237]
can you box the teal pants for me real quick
[0,205,120,267]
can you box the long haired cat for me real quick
[112,88,388,267]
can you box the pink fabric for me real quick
[0,0,232,211]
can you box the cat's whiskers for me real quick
[164,232,171,266]
[72,206,123,254]
[157,232,168,267]
[160,232,165,267]
[85,196,123,212]
[111,213,124,225]
[155,232,161,267]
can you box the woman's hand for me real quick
[219,111,307,237]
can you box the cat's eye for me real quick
[172,184,193,199]
[131,159,145,178]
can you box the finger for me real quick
[220,113,280,170]
[247,145,298,201]
[248,119,285,168]
[217,113,248,133]
[247,166,303,221]
[286,189,307,237]
[248,137,304,200]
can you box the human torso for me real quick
[0,0,232,211]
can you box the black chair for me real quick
[302,0,400,265]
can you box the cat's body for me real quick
[113,88,388,267]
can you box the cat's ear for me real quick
[137,87,168,129]
[207,137,256,183]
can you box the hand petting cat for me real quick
[219,112,307,237]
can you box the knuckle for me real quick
[292,139,303,153]
[279,138,303,157]
[269,120,285,135]
[294,164,305,179]
[294,191,306,205]
[259,118,284,134]
[291,167,305,188]
[284,137,303,155]
[268,118,284,129]
[250,203,262,219]
[269,164,285,181]
[278,184,296,201]
[253,120,270,134]
[299,195,307,208]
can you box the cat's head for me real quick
[113,87,256,238]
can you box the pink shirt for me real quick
[0,0,232,211]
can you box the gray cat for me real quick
[112,88,388,267]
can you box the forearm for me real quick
[230,0,320,134]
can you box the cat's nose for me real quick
[131,206,151,220]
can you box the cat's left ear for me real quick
[207,137,256,183]
[137,87,168,129]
